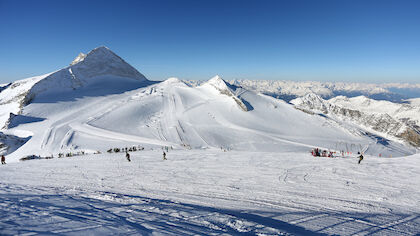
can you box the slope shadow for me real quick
[0,82,12,93]
[7,114,45,129]
[1,188,419,235]
[240,98,254,111]
[227,83,254,111]
[0,190,324,235]
[365,132,390,146]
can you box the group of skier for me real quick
[311,148,364,164]
[311,148,334,158]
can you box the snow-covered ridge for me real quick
[291,94,420,147]
[200,75,250,111]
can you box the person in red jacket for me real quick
[1,155,6,164]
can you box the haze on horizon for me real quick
[0,0,419,84]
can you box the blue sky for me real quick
[0,0,419,83]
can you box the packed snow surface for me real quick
[1,150,420,235]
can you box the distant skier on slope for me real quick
[126,152,131,162]
[163,151,167,160]
[358,153,364,164]
[1,155,5,164]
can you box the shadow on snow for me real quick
[0,189,419,235]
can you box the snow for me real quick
[1,46,420,235]
[70,52,87,65]
[5,74,414,162]
[290,93,420,150]
[205,80,420,102]
[1,150,420,235]
[329,96,420,129]
[24,46,148,104]
[407,98,420,107]
[0,74,51,129]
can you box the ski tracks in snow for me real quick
[1,183,418,235]
[0,184,318,235]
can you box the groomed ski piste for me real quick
[1,47,420,235]
[1,150,420,235]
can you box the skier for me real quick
[358,153,364,164]
[1,155,5,165]
[315,148,320,157]
[126,152,131,162]
[163,151,167,160]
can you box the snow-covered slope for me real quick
[4,74,415,161]
[291,94,420,147]
[2,150,420,235]
[1,46,417,161]
[0,74,50,129]
[0,47,149,130]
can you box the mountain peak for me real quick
[69,46,113,66]
[290,92,329,112]
[302,92,324,101]
[83,46,117,61]
[22,46,148,105]
[206,75,229,90]
[66,46,147,81]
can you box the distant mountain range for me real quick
[185,80,420,103]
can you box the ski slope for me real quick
[4,74,414,162]
[1,150,420,235]
[1,46,416,160]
